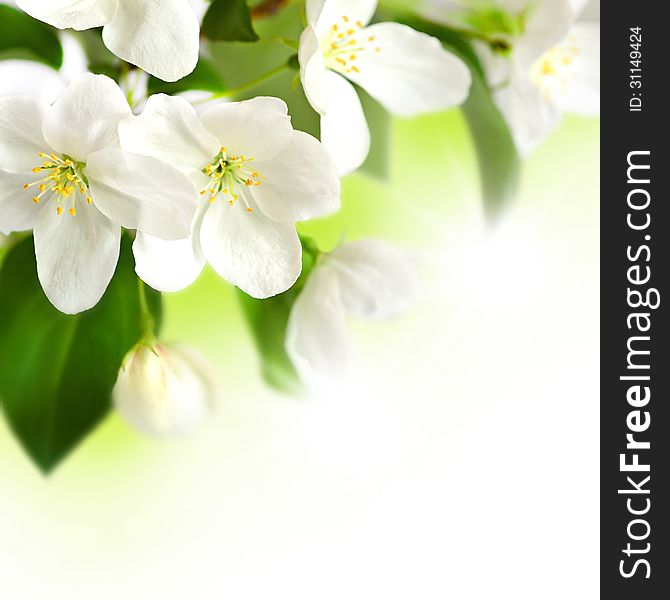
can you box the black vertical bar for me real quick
[601,2,669,596]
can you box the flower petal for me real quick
[342,22,471,116]
[306,0,378,35]
[328,240,419,319]
[16,0,118,30]
[517,0,573,68]
[0,170,42,234]
[251,131,340,223]
[133,202,208,293]
[494,75,562,156]
[102,0,200,82]
[199,97,294,163]
[0,95,50,173]
[285,263,351,379]
[320,72,370,176]
[33,202,120,314]
[200,198,302,298]
[86,148,196,241]
[298,26,330,115]
[552,23,600,116]
[42,74,131,161]
[119,94,220,181]
[0,60,64,103]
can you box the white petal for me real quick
[119,94,220,180]
[286,264,351,379]
[102,0,199,82]
[59,32,90,83]
[494,76,562,156]
[133,202,207,293]
[33,202,121,314]
[552,24,600,116]
[199,97,293,163]
[327,240,419,319]
[251,131,340,223]
[0,170,42,234]
[298,27,330,115]
[0,95,50,173]
[342,22,471,116]
[306,0,378,35]
[0,60,64,103]
[517,0,573,68]
[42,74,131,161]
[320,72,370,176]
[86,148,196,241]
[16,0,118,30]
[113,343,215,437]
[200,198,302,299]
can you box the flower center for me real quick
[322,15,381,75]
[25,152,91,217]
[200,147,264,213]
[530,36,581,101]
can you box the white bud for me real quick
[113,343,218,437]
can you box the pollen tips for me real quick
[69,208,77,217]
[23,183,29,190]
[246,207,253,213]
[57,206,63,216]
[32,196,40,204]
[86,197,93,205]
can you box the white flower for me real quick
[286,240,419,380]
[0,33,88,103]
[0,74,196,314]
[119,94,341,299]
[113,342,219,437]
[298,0,472,175]
[15,0,201,82]
[490,0,600,154]
[421,0,599,154]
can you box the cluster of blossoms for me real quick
[419,0,600,154]
[0,0,599,440]
[0,0,472,436]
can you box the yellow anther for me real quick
[39,184,46,192]
[32,167,42,173]
[228,200,234,206]
[356,20,363,28]
[343,15,349,22]
[336,57,347,66]
[368,36,376,41]
[38,152,48,158]
[86,197,93,205]
[57,206,63,216]
[347,29,354,35]
[246,207,253,213]
[23,183,29,190]
[350,54,357,60]
[349,65,360,73]
[69,207,77,216]
[32,196,40,204]
[332,24,338,31]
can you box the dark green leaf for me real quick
[148,58,227,95]
[203,0,259,42]
[0,235,162,473]
[0,6,63,69]
[237,237,319,394]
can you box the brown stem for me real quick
[251,0,290,19]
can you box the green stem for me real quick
[200,63,290,103]
[137,278,156,343]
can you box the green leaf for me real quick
[237,237,319,394]
[0,5,63,69]
[358,88,392,181]
[147,58,227,95]
[203,0,259,42]
[376,12,521,221]
[0,235,162,473]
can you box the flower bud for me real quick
[113,343,218,437]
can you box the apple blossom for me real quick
[15,0,201,82]
[0,74,196,314]
[113,342,219,437]
[298,0,472,175]
[286,240,419,380]
[119,94,341,299]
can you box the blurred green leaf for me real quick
[203,0,259,42]
[148,58,227,95]
[0,235,162,473]
[358,88,392,181]
[237,237,319,394]
[377,11,521,221]
[0,5,63,69]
